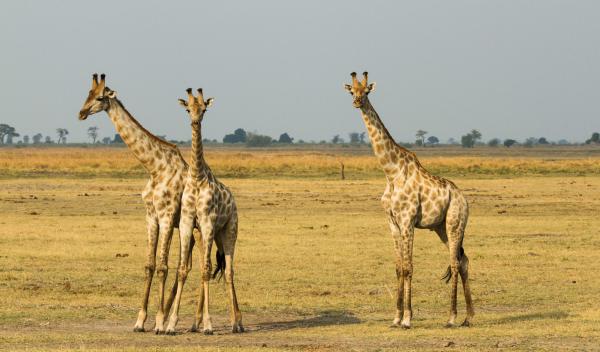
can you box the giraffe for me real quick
[344,72,474,329]
[78,74,187,333]
[165,88,243,335]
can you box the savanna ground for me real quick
[1,146,600,351]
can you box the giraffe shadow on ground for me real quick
[251,310,361,332]
[492,311,568,325]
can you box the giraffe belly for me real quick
[415,206,445,229]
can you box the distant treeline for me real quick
[2,123,600,148]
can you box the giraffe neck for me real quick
[190,120,210,180]
[106,98,178,175]
[359,97,409,177]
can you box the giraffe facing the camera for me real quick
[165,88,243,335]
[344,71,474,329]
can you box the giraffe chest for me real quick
[386,181,450,228]
[183,183,234,228]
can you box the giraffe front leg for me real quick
[191,229,205,333]
[198,217,216,335]
[165,213,195,335]
[388,218,404,327]
[134,213,158,332]
[399,221,415,329]
[153,215,175,334]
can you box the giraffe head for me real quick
[344,71,376,108]
[78,73,117,120]
[178,88,214,123]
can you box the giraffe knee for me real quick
[156,264,168,279]
[177,267,189,281]
[144,264,155,277]
[401,264,413,278]
[395,262,402,279]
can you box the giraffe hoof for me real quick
[232,324,245,333]
[133,327,145,333]
[165,330,177,336]
[154,328,165,335]
[190,324,199,333]
[401,324,411,330]
[390,323,401,328]
[460,320,471,327]
[445,322,456,328]
[203,329,214,335]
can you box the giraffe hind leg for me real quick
[444,199,471,328]
[459,251,475,326]
[220,216,243,333]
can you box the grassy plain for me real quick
[2,144,600,178]
[1,146,600,351]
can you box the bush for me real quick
[504,139,517,148]
[524,137,537,148]
[461,134,475,148]
[246,133,273,147]
[487,138,501,147]
[278,133,293,144]
[223,128,247,143]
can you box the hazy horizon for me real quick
[1,1,599,144]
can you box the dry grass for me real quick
[2,145,600,178]
[1,171,599,350]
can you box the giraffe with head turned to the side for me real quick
[78,74,186,334]
[344,72,474,329]
[165,88,243,335]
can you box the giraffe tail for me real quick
[441,247,465,284]
[212,250,225,282]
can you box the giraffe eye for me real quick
[186,109,190,113]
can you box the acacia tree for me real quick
[0,124,19,144]
[359,132,367,144]
[23,135,30,144]
[87,126,99,144]
[415,130,427,146]
[56,128,69,144]
[470,129,482,144]
[5,127,19,144]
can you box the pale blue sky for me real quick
[1,1,599,143]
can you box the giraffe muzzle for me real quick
[79,110,89,120]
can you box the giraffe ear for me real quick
[205,98,214,107]
[344,84,352,93]
[367,82,376,93]
[178,99,188,107]
[107,90,117,98]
